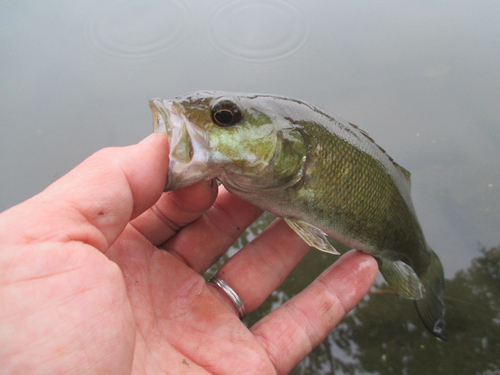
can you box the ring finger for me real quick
[208,218,312,316]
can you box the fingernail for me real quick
[210,179,220,193]
[139,133,167,145]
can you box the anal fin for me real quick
[284,218,340,255]
[377,258,425,300]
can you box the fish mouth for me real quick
[149,98,216,191]
[149,98,173,137]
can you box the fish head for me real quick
[149,91,307,193]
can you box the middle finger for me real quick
[162,186,263,274]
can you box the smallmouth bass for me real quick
[149,91,447,340]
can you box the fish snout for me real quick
[149,98,218,191]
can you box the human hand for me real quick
[0,133,378,374]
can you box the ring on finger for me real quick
[208,276,246,319]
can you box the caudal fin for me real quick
[414,248,447,340]
[377,248,447,340]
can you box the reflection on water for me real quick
[208,218,500,374]
[87,0,190,59]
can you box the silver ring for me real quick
[208,276,246,319]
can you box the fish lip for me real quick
[149,98,172,137]
[149,98,219,191]
[149,98,182,191]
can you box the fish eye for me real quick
[211,100,242,127]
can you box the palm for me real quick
[107,187,279,374]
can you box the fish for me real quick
[149,91,447,340]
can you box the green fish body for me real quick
[149,91,446,339]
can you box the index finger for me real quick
[129,179,219,247]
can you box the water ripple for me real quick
[87,0,189,60]
[208,0,309,62]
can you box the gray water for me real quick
[1,1,499,373]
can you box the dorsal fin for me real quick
[394,163,411,182]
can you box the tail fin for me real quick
[414,248,447,340]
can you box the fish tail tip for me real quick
[415,248,447,340]
[415,299,447,340]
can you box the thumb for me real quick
[0,133,169,252]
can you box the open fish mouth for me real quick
[149,98,217,191]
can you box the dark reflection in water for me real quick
[329,244,500,375]
[207,218,500,374]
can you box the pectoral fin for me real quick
[377,258,426,300]
[284,218,340,255]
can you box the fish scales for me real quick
[297,119,422,251]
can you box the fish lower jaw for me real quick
[164,160,220,191]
